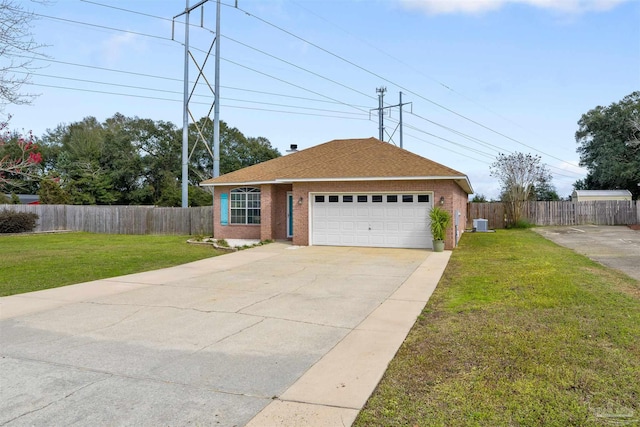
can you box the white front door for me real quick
[311,193,433,249]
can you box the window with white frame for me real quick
[230,187,261,224]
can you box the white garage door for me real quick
[311,193,433,249]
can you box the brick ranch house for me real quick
[200,137,473,250]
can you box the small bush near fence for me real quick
[0,209,39,233]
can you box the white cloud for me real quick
[100,32,145,67]
[397,0,630,15]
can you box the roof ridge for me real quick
[200,137,472,194]
[281,137,379,178]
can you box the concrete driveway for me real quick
[0,243,450,426]
[534,225,640,282]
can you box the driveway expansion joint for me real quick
[0,375,113,426]
[275,397,361,411]
[1,354,276,401]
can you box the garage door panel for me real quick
[385,222,400,232]
[355,222,369,231]
[327,221,340,231]
[341,221,355,231]
[386,236,400,245]
[312,193,433,249]
[314,221,327,231]
[369,221,384,231]
[386,207,400,216]
[401,209,417,218]
[402,222,420,232]
[327,207,341,217]
[369,235,385,245]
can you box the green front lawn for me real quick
[356,229,640,427]
[0,233,223,296]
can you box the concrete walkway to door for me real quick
[1,243,450,426]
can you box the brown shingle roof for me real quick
[201,137,472,193]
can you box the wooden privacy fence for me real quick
[468,201,640,229]
[0,204,213,235]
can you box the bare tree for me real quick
[491,152,552,225]
[0,0,47,109]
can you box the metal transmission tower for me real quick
[370,89,412,148]
[173,0,222,208]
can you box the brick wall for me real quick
[433,180,469,248]
[212,186,261,240]
[213,180,469,249]
[213,184,292,241]
[265,184,291,241]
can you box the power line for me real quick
[220,57,372,116]
[23,82,371,121]
[381,115,496,159]
[227,3,580,168]
[22,68,510,164]
[222,34,376,102]
[19,71,368,115]
[29,11,173,42]
[52,2,556,165]
[407,111,512,154]
[29,11,374,116]
[80,0,172,22]
[16,56,371,107]
[23,63,578,178]
[290,0,550,142]
[30,2,582,179]
[400,123,496,159]
[401,131,493,165]
[400,115,583,178]
[74,1,377,105]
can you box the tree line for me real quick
[575,91,639,199]
[479,92,639,220]
[0,114,280,206]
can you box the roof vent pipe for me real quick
[286,144,298,153]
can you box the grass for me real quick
[0,232,224,296]
[355,229,640,427]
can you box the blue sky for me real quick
[5,0,640,198]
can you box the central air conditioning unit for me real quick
[473,218,488,232]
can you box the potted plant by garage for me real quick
[429,206,452,252]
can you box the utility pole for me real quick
[376,87,386,141]
[180,0,191,208]
[371,89,412,147]
[213,0,221,178]
[173,0,221,208]
[399,91,404,148]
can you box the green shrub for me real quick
[0,209,39,233]
[507,219,534,229]
[215,239,229,247]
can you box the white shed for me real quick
[571,190,632,202]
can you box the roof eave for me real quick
[201,175,474,194]
[199,180,278,187]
